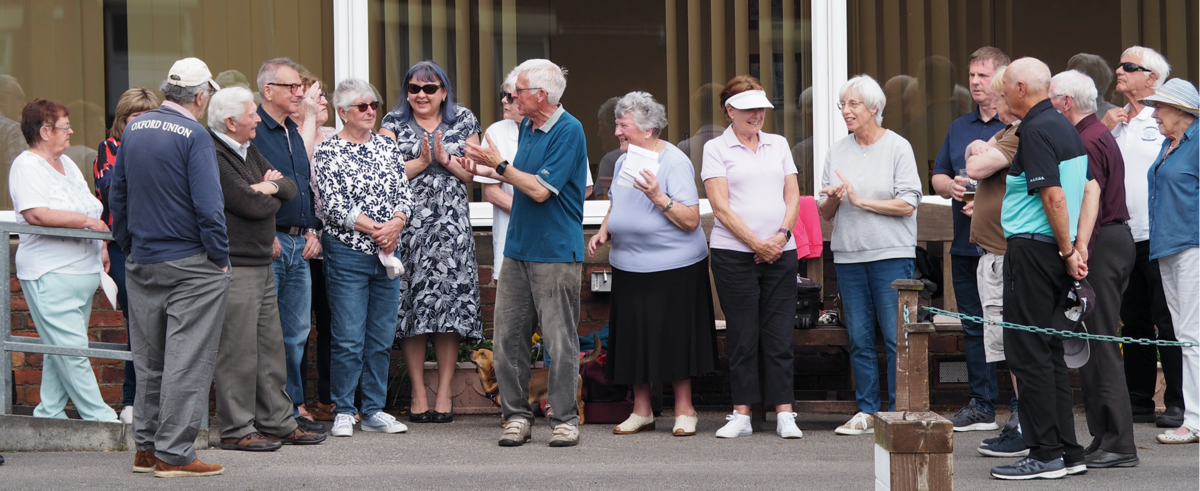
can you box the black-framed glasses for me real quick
[1119,62,1152,74]
[407,83,442,95]
[267,82,304,94]
[837,100,864,110]
[350,101,379,112]
[500,92,514,104]
[514,87,542,95]
[320,92,328,101]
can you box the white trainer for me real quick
[715,412,752,438]
[331,413,355,437]
[361,411,408,433]
[119,406,134,425]
[835,412,875,435]
[776,411,803,438]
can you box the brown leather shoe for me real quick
[132,450,156,473]
[218,432,283,452]
[309,402,336,421]
[266,427,327,445]
[153,458,224,478]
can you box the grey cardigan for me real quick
[212,130,298,267]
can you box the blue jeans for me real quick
[108,242,136,407]
[323,236,400,416]
[952,254,997,414]
[273,232,312,412]
[836,257,914,414]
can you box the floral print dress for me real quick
[381,105,483,345]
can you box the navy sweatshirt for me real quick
[111,104,229,268]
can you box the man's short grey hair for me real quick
[1051,70,1098,115]
[509,59,567,106]
[1123,46,1171,90]
[257,57,300,96]
[207,86,256,134]
[839,74,886,125]
[331,78,381,114]
[159,80,208,104]
[614,91,668,136]
[1005,58,1051,94]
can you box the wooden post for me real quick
[874,412,955,490]
[893,279,933,412]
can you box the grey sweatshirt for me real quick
[818,129,922,264]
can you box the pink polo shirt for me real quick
[701,126,798,253]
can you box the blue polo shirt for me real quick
[932,107,1005,256]
[251,105,321,229]
[1148,119,1199,260]
[504,106,588,263]
[1002,99,1091,241]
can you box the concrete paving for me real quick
[1,410,1195,489]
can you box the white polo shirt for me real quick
[1110,105,1166,242]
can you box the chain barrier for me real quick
[906,305,1197,348]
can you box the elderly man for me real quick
[464,59,589,448]
[930,46,1009,433]
[250,58,323,432]
[989,58,1098,480]
[1049,70,1138,468]
[1102,46,1182,428]
[110,58,228,478]
[207,86,325,451]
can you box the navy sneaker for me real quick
[950,399,999,432]
[991,457,1067,480]
[978,427,1029,457]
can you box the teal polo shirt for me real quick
[1002,99,1091,241]
[505,105,588,263]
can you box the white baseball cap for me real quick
[725,89,774,110]
[167,58,221,91]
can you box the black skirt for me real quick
[605,257,718,385]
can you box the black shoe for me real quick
[1064,457,1088,476]
[431,411,454,423]
[409,410,433,423]
[990,457,1067,480]
[1157,406,1185,428]
[1131,406,1157,423]
[1084,438,1101,455]
[294,416,324,433]
[1085,450,1140,468]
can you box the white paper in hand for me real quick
[100,273,119,310]
[615,143,661,188]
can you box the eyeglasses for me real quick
[1118,62,1152,74]
[500,92,514,104]
[514,87,542,95]
[407,83,442,95]
[42,123,71,132]
[320,92,328,101]
[350,101,379,112]
[267,82,304,94]
[837,100,864,110]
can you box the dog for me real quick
[469,333,602,425]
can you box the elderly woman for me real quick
[91,87,158,424]
[10,99,117,422]
[1142,79,1200,445]
[313,79,413,437]
[819,75,922,436]
[379,61,482,424]
[475,74,521,278]
[587,91,715,437]
[701,75,802,439]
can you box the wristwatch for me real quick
[778,228,792,242]
[1059,248,1076,260]
[495,160,509,176]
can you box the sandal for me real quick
[1156,427,1200,444]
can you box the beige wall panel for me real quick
[1142,0,1161,51]
[882,0,900,78]
[272,0,302,63]
[298,0,328,83]
[224,0,254,79]
[250,0,277,73]
[1164,0,1190,82]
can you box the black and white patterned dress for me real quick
[381,105,483,344]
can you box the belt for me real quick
[1008,233,1057,245]
[276,226,305,236]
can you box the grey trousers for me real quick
[126,252,229,466]
[1079,223,1136,454]
[494,258,581,426]
[215,265,298,440]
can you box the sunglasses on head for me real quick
[351,101,379,112]
[1119,62,1152,73]
[408,83,442,95]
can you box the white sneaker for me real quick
[776,412,803,438]
[119,406,134,424]
[361,411,408,433]
[331,413,355,437]
[835,412,874,435]
[715,412,752,438]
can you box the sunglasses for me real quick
[408,83,442,95]
[1119,62,1152,74]
[350,101,379,112]
[501,92,514,104]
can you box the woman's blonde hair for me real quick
[110,88,159,140]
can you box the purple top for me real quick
[1075,113,1130,247]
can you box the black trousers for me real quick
[1003,238,1084,463]
[1122,240,1183,411]
[711,249,797,406]
[1079,223,1136,454]
[302,257,333,405]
